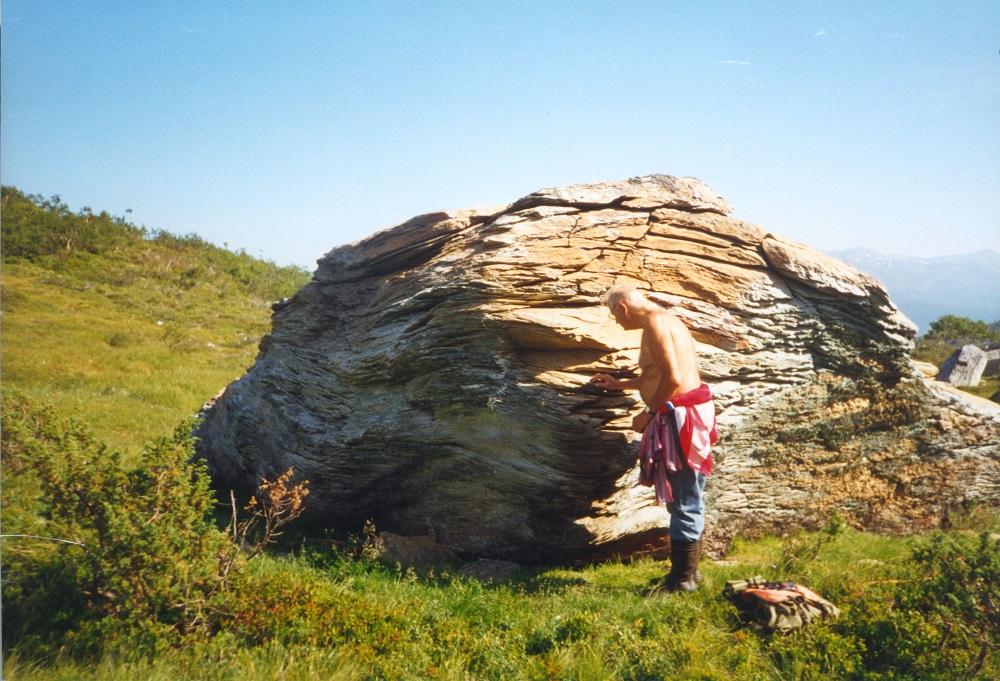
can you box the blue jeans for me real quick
[667,467,707,543]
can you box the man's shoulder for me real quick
[649,309,680,331]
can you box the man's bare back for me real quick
[637,310,702,407]
[590,288,703,432]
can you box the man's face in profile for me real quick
[609,301,635,330]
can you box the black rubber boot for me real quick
[649,538,700,594]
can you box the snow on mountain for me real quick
[829,249,1000,334]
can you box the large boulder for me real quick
[938,345,989,387]
[196,175,1000,562]
[984,348,1000,378]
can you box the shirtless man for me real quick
[590,283,717,593]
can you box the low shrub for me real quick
[768,529,999,681]
[1,392,236,658]
[106,332,133,348]
[855,531,998,679]
[1,392,309,662]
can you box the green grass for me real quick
[2,258,266,456]
[6,522,996,680]
[2,187,309,458]
[965,376,1000,401]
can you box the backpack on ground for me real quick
[724,576,840,633]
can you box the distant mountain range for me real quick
[830,248,1000,334]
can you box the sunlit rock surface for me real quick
[937,344,989,387]
[196,175,1000,562]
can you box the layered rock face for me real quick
[197,175,1000,562]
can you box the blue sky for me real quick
[3,1,998,268]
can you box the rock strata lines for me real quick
[197,175,1000,562]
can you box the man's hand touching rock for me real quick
[589,373,620,390]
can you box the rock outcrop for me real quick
[938,345,989,387]
[985,349,1000,378]
[196,175,1000,563]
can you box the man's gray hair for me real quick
[602,283,647,309]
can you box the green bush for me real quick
[769,530,1000,681]
[925,315,1000,346]
[1,187,143,260]
[869,532,998,679]
[1,392,238,660]
[914,314,1000,367]
[106,332,133,348]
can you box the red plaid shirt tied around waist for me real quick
[638,383,718,505]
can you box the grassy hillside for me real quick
[1,186,310,456]
[2,188,997,680]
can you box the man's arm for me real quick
[617,377,642,390]
[590,373,640,390]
